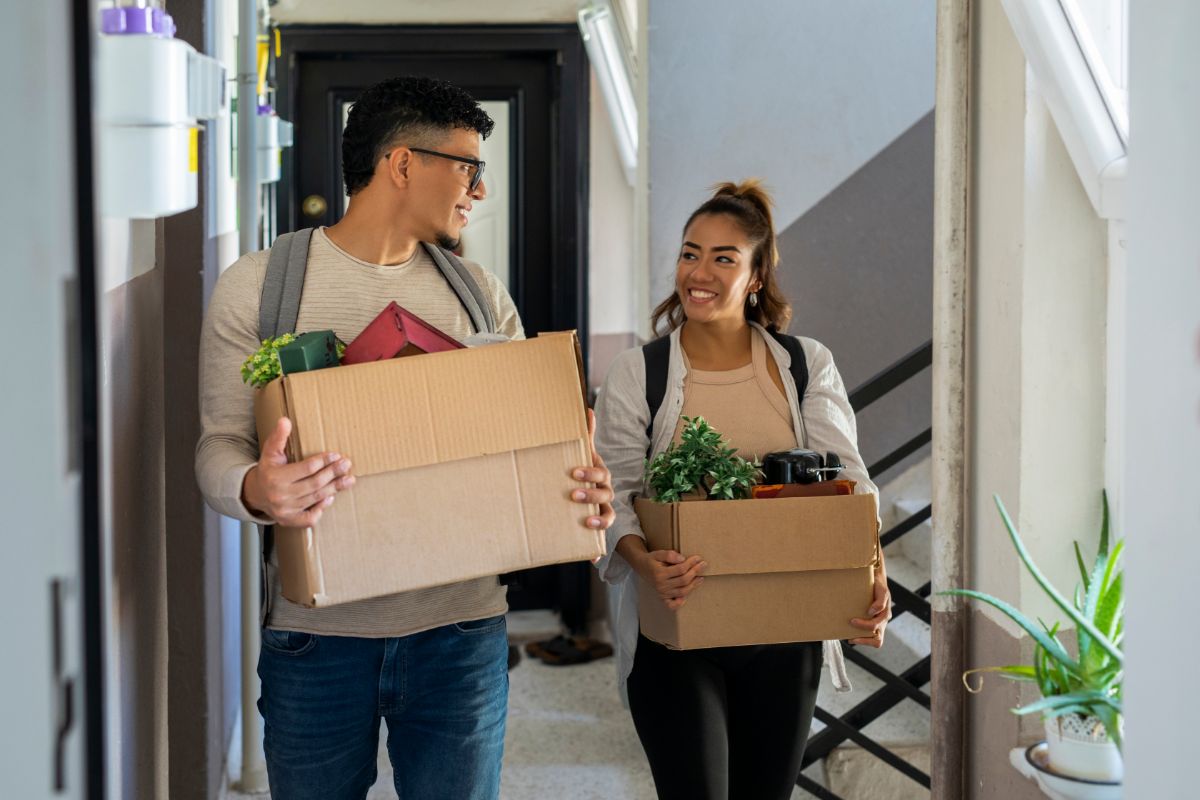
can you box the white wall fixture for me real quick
[96,6,226,218]
[578,1,637,186]
[255,107,293,184]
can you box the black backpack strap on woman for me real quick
[641,331,809,444]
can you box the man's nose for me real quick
[471,177,487,200]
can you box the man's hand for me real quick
[570,409,616,531]
[634,549,707,611]
[242,416,356,527]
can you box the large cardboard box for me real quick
[634,493,879,648]
[253,332,605,607]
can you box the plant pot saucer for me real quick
[1010,743,1122,800]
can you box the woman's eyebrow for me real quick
[682,241,740,253]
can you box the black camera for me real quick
[761,449,845,485]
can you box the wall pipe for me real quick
[931,0,971,797]
[237,0,267,792]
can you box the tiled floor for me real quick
[225,610,826,799]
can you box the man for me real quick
[196,76,614,799]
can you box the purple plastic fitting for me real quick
[100,6,176,38]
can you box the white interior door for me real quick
[1,1,89,797]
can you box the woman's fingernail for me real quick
[573,490,587,501]
[588,517,603,528]
[574,469,586,480]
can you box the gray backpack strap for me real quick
[259,228,313,339]
[422,242,496,334]
[255,227,312,627]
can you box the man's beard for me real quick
[435,231,460,252]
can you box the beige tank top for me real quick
[674,331,798,460]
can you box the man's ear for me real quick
[383,147,412,188]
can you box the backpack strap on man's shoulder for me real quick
[423,242,496,335]
[641,335,671,443]
[769,329,809,400]
[259,228,314,340]
[256,227,314,627]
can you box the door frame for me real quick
[275,24,590,344]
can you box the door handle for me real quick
[302,194,328,218]
[51,578,75,792]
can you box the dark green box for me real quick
[277,330,341,376]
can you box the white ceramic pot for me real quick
[1044,714,1123,783]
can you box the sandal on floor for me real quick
[533,635,613,666]
[523,634,569,661]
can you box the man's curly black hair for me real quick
[341,76,494,196]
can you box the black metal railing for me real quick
[797,339,933,798]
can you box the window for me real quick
[1060,0,1129,142]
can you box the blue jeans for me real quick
[256,615,509,800]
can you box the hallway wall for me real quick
[99,221,169,800]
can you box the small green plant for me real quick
[942,492,1124,749]
[645,416,761,502]
[240,334,346,389]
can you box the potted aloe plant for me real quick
[944,493,1123,789]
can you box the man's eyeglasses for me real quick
[407,147,486,193]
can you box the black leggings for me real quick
[626,633,822,800]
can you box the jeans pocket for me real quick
[260,627,317,656]
[451,614,506,636]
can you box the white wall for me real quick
[646,0,936,300]
[1123,0,1200,793]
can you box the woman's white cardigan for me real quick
[592,322,879,702]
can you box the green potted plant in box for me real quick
[644,416,760,502]
[944,493,1123,792]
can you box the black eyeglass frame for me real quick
[404,147,487,193]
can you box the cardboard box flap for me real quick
[277,333,588,476]
[670,494,879,576]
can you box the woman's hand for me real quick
[848,565,892,647]
[625,544,707,611]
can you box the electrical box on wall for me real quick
[256,106,293,184]
[96,7,225,219]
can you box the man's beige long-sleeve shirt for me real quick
[195,227,524,636]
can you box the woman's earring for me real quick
[749,292,759,307]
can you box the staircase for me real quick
[797,342,933,800]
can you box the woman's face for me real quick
[675,213,761,326]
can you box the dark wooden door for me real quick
[276,24,593,630]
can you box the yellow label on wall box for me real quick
[188,127,199,173]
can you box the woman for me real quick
[593,180,891,799]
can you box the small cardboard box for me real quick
[634,493,879,649]
[254,332,605,607]
[277,330,341,375]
